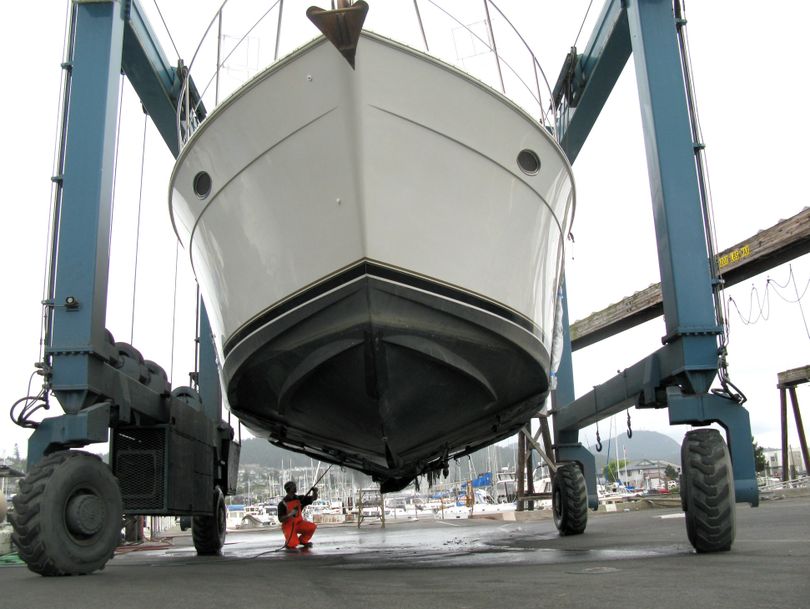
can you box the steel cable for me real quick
[572,0,594,49]
[152,0,182,61]
[130,114,149,345]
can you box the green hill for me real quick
[587,430,681,469]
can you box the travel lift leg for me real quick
[9,0,238,576]
[550,0,757,552]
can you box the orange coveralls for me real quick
[281,497,317,548]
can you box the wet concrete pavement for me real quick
[3,495,808,609]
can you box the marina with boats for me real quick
[215,461,685,530]
[138,467,806,543]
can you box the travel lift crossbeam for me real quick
[9,0,239,576]
[543,0,758,551]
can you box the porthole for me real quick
[517,149,541,175]
[193,171,212,199]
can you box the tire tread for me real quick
[553,462,588,536]
[682,429,736,553]
[192,487,226,555]
[9,451,120,576]
[10,452,86,576]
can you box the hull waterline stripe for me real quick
[223,261,542,357]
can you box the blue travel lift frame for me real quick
[550,0,758,509]
[28,0,237,511]
[26,0,756,529]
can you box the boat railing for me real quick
[175,0,558,150]
[418,1,557,131]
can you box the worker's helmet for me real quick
[284,481,296,494]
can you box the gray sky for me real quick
[1,1,808,461]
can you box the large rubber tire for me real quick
[9,451,122,576]
[552,462,588,536]
[681,429,736,553]
[192,486,226,555]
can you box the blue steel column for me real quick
[554,282,576,411]
[551,0,757,507]
[623,2,755,500]
[197,300,222,423]
[625,0,721,393]
[554,281,598,509]
[47,0,125,413]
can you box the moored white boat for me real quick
[441,489,516,519]
[169,3,574,492]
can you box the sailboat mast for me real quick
[615,421,620,484]
[623,445,629,483]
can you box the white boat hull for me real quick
[170,32,574,491]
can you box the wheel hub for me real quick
[66,493,106,537]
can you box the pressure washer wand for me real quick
[306,463,333,496]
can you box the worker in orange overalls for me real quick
[278,481,318,549]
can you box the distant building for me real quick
[623,459,679,490]
[762,448,808,478]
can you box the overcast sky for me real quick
[1,1,808,462]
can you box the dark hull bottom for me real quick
[224,268,550,492]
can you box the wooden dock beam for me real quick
[571,207,810,351]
